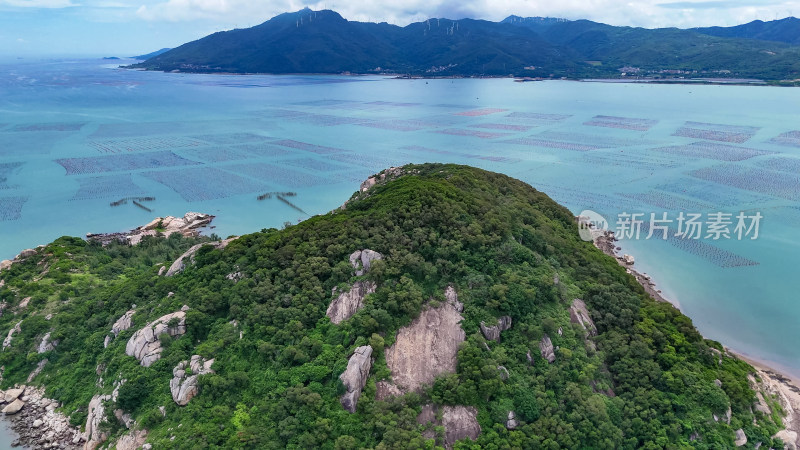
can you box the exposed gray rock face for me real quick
[125,309,187,367]
[326,281,376,324]
[339,346,373,413]
[734,428,747,446]
[569,299,597,337]
[349,249,382,276]
[164,237,237,277]
[480,316,512,342]
[539,334,556,363]
[170,355,214,406]
[115,429,148,450]
[112,310,136,337]
[444,286,463,312]
[442,406,481,448]
[37,332,58,353]
[497,366,510,380]
[84,394,111,450]
[26,359,47,382]
[385,299,465,393]
[2,320,21,350]
[2,398,24,415]
[417,404,481,449]
[506,411,518,429]
[105,309,136,348]
[375,380,404,401]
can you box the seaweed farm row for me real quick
[4,122,86,133]
[56,151,200,175]
[673,121,760,144]
[690,164,800,201]
[653,142,772,162]
[90,137,205,154]
[141,167,268,202]
[72,175,146,201]
[584,115,658,131]
[0,196,27,221]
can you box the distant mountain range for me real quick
[131,8,800,80]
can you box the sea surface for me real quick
[1,57,798,396]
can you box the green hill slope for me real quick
[0,164,788,448]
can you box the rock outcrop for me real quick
[87,212,215,246]
[384,293,465,394]
[115,429,148,450]
[125,309,188,367]
[84,394,111,450]
[3,320,22,350]
[37,332,58,353]
[444,285,463,312]
[539,334,556,363]
[164,237,237,277]
[349,249,382,276]
[326,281,376,324]
[506,411,518,429]
[170,355,214,406]
[734,428,747,446]
[417,404,481,449]
[750,370,800,449]
[339,346,373,413]
[480,316,512,342]
[569,299,597,337]
[106,309,136,348]
[375,381,404,401]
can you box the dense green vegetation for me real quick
[132,8,800,80]
[0,164,786,448]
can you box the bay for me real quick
[0,58,798,386]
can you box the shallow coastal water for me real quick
[1,58,799,380]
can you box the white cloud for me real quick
[128,0,800,28]
[0,0,77,7]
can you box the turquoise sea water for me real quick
[1,58,799,387]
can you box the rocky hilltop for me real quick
[0,164,795,448]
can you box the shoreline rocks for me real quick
[87,212,215,246]
[1,386,82,449]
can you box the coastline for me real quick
[589,225,800,447]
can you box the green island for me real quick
[0,164,793,449]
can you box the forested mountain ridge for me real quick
[131,8,800,80]
[0,164,791,448]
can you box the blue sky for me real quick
[1,0,798,56]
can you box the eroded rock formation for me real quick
[339,346,373,413]
[164,237,237,277]
[417,404,481,449]
[170,355,215,406]
[349,249,382,276]
[539,334,556,363]
[3,320,22,350]
[326,281,376,324]
[84,394,111,450]
[480,316,512,342]
[125,309,188,367]
[384,294,465,394]
[569,299,597,337]
[37,332,58,353]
